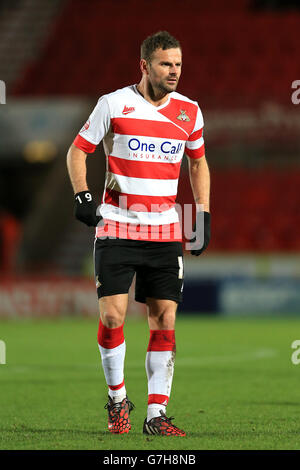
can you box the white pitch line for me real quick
[2,349,278,374]
[174,348,278,367]
[124,348,278,368]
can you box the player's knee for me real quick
[99,296,127,328]
[100,309,124,328]
[149,307,176,329]
[160,310,176,329]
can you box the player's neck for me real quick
[136,80,170,107]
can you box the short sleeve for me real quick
[185,104,205,159]
[73,96,110,153]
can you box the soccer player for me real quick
[66,31,210,436]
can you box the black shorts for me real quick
[94,238,184,304]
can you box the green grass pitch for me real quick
[0,314,300,450]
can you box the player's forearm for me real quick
[66,144,89,194]
[188,155,210,212]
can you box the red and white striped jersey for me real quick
[73,84,205,241]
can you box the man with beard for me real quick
[67,31,210,436]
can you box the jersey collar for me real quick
[133,84,173,111]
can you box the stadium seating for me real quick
[9,0,300,255]
[12,0,300,108]
[177,168,300,252]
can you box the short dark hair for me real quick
[141,31,181,63]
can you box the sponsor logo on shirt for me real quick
[177,110,190,122]
[122,105,135,115]
[128,138,183,155]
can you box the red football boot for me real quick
[143,410,186,436]
[104,396,135,434]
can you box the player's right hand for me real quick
[74,191,102,227]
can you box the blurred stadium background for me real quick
[1,0,300,319]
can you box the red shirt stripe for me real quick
[111,117,188,140]
[158,97,198,135]
[73,134,96,153]
[104,188,176,212]
[188,127,203,142]
[96,219,182,242]
[108,155,181,180]
[185,144,205,159]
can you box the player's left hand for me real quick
[74,191,102,227]
[190,211,211,256]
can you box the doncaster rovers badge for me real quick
[176,110,190,122]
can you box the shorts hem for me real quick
[97,289,129,299]
[135,295,182,305]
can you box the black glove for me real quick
[74,191,101,227]
[190,211,211,256]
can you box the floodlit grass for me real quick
[0,314,300,450]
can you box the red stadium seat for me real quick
[11,1,300,108]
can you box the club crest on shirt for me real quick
[176,110,190,122]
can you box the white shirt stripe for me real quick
[185,136,204,150]
[106,172,178,196]
[100,204,179,225]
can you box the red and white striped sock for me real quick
[145,329,176,421]
[97,319,126,403]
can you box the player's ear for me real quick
[140,59,149,75]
